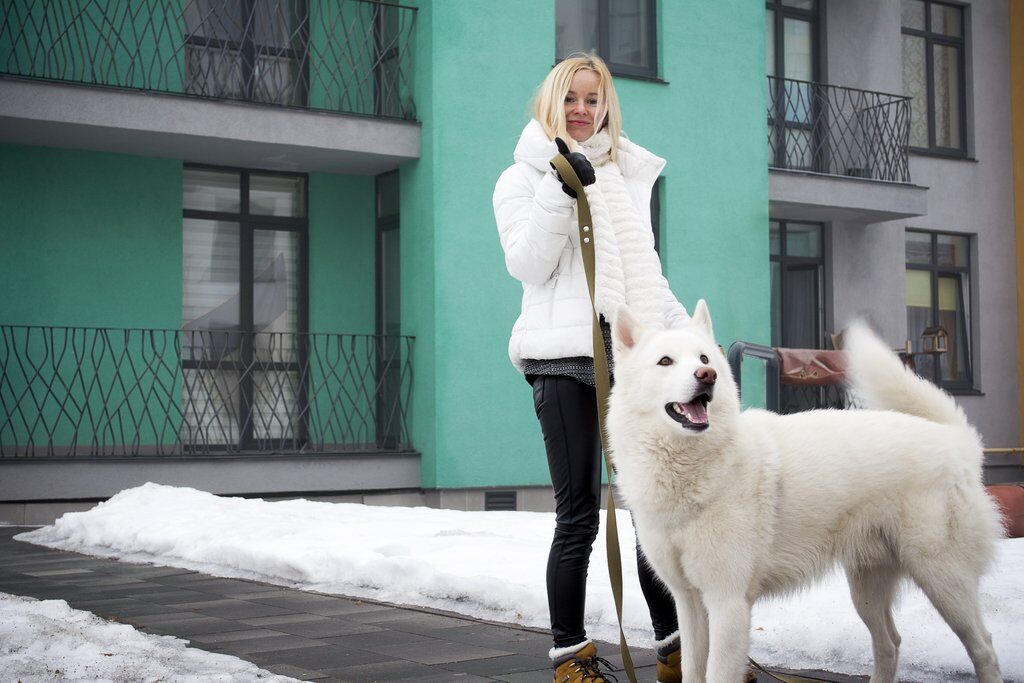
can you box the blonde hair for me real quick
[533,52,621,161]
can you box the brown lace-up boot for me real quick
[655,637,681,683]
[552,642,618,682]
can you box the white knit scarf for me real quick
[577,131,669,328]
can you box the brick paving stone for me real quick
[240,613,330,627]
[376,638,513,666]
[210,634,328,656]
[137,589,230,605]
[323,629,435,651]
[181,578,277,595]
[438,652,554,677]
[440,624,552,655]
[189,628,289,644]
[257,617,382,639]
[255,662,327,681]
[351,611,480,636]
[250,644,389,670]
[319,659,496,682]
[21,568,96,577]
[173,598,297,620]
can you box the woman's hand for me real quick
[550,137,596,199]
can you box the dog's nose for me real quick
[695,366,717,385]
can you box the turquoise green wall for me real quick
[0,145,182,328]
[409,0,770,489]
[308,173,376,334]
[401,0,439,486]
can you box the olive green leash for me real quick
[549,151,637,683]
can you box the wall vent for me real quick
[484,490,517,511]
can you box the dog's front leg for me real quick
[703,592,751,683]
[675,587,709,683]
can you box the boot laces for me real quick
[569,653,618,682]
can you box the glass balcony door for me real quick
[767,0,820,171]
[182,166,308,451]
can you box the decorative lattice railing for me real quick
[0,326,414,457]
[0,0,417,119]
[767,76,911,182]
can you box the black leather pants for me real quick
[530,374,679,648]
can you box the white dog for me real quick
[607,300,1004,683]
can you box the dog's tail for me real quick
[843,321,970,430]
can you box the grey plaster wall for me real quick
[824,0,1019,446]
[829,220,908,344]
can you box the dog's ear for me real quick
[691,299,715,341]
[613,306,645,355]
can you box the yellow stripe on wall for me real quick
[1012,0,1024,444]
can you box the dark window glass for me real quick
[184,0,308,107]
[905,229,973,390]
[901,0,966,154]
[556,0,658,78]
[769,220,825,350]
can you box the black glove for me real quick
[549,136,596,199]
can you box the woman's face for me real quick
[564,69,602,142]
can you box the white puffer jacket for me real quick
[493,119,689,372]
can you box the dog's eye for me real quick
[699,354,709,364]
[657,356,673,366]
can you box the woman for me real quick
[493,53,688,683]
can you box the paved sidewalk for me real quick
[0,527,864,682]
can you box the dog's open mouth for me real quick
[665,394,711,431]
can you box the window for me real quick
[184,0,309,107]
[181,166,308,447]
[905,229,973,389]
[901,0,966,154]
[556,0,658,79]
[766,0,820,171]
[770,220,825,349]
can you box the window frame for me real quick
[181,163,310,450]
[900,0,968,156]
[770,219,826,350]
[765,0,822,172]
[556,0,659,80]
[905,228,974,391]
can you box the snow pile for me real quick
[0,592,293,682]
[16,483,1024,682]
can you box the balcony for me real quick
[0,326,419,500]
[767,76,927,223]
[0,325,414,457]
[0,0,420,173]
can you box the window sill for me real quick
[948,387,984,396]
[611,71,669,85]
[909,148,977,162]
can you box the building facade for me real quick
[1,0,1019,522]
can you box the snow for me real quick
[0,591,294,682]
[13,482,1024,682]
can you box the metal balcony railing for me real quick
[0,326,414,457]
[727,341,856,414]
[767,76,911,183]
[0,0,417,119]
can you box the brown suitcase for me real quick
[986,484,1024,538]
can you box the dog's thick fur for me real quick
[607,301,1004,683]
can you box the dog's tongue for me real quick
[678,400,708,425]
